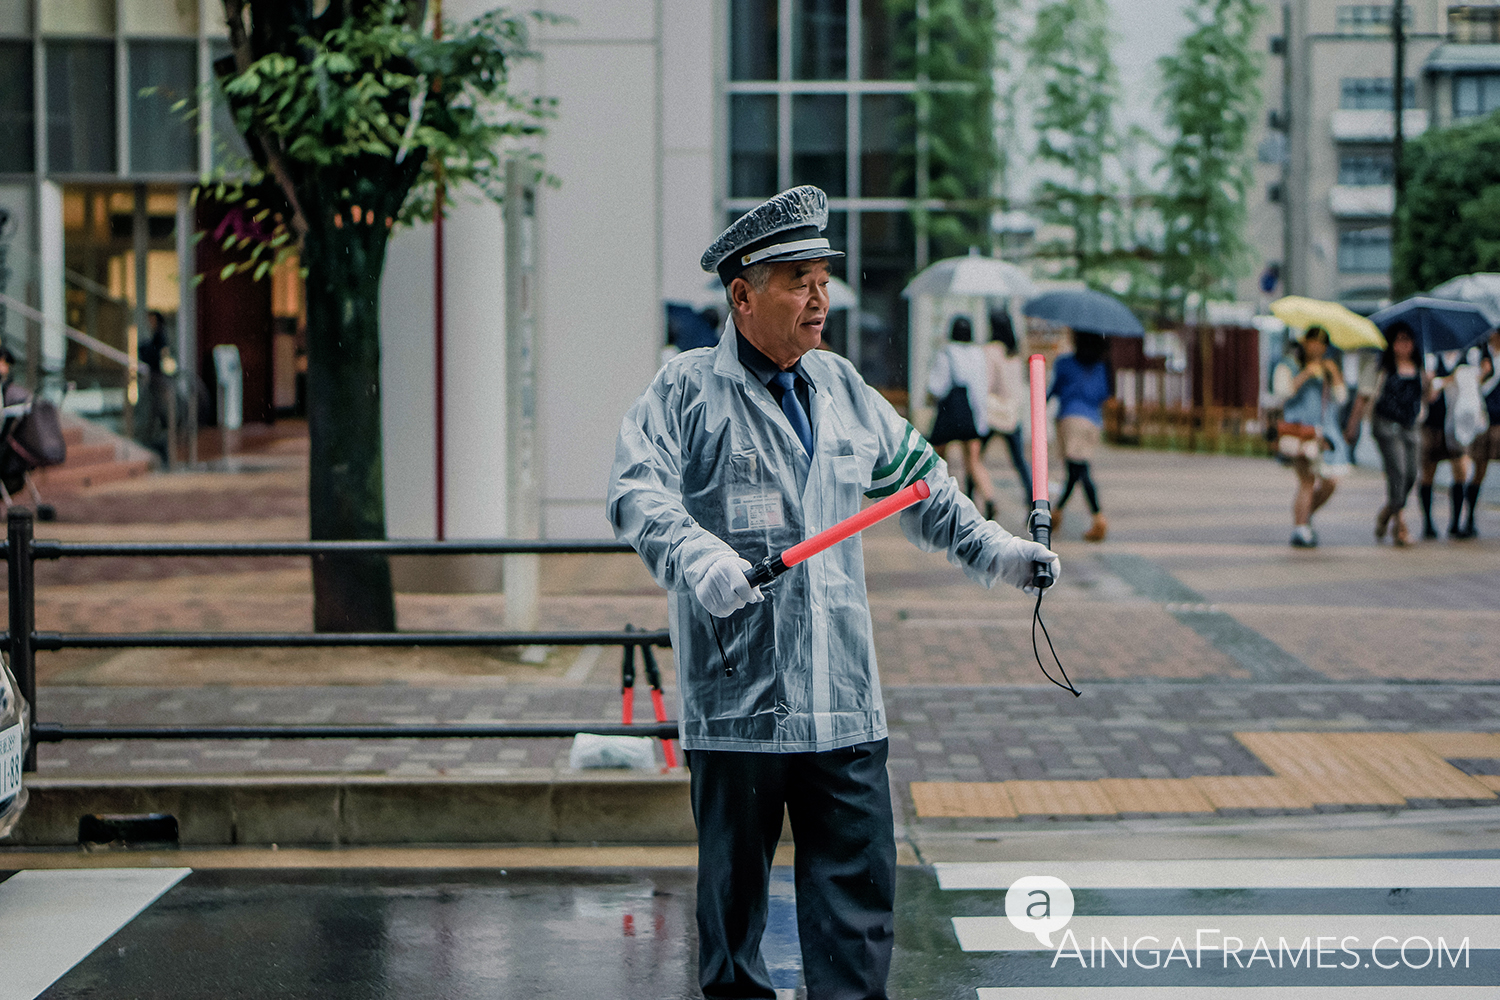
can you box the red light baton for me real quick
[744,479,932,588]
[1028,354,1055,590]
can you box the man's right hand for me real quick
[696,555,765,617]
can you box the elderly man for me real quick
[607,186,1058,1000]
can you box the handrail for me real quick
[3,510,674,772]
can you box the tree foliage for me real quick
[1155,0,1263,321]
[1393,108,1500,296]
[211,0,549,631]
[1025,0,1120,282]
[884,0,1001,260]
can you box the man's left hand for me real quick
[993,537,1061,596]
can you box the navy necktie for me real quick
[771,370,813,456]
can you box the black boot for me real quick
[984,500,996,521]
[1449,483,1466,538]
[1419,484,1437,538]
[1459,481,1481,537]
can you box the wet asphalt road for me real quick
[9,858,1499,999]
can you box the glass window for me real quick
[1339,77,1416,110]
[730,94,778,198]
[1454,73,1500,118]
[860,94,914,198]
[1449,5,1500,44]
[209,42,253,170]
[1338,152,1393,185]
[859,211,915,389]
[1335,5,1411,35]
[1338,227,1391,273]
[792,0,847,81]
[791,94,847,195]
[730,0,778,82]
[46,41,117,174]
[861,0,914,79]
[0,42,34,173]
[130,41,198,174]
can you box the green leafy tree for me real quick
[213,0,549,631]
[1393,109,1500,296]
[913,0,1000,259]
[1155,0,1263,321]
[1025,0,1120,282]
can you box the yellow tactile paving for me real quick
[910,781,1017,819]
[1233,731,1406,806]
[1478,775,1500,792]
[1190,775,1317,810]
[1097,778,1215,814]
[1004,780,1117,817]
[1321,732,1497,801]
[1409,731,1500,760]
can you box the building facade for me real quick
[1252,1,1500,311]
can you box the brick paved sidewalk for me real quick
[10,434,1500,830]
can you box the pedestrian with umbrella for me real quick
[1370,297,1495,538]
[1268,298,1387,547]
[1465,329,1500,538]
[1347,322,1428,545]
[1022,289,1144,543]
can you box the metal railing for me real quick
[2,509,675,771]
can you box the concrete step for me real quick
[10,771,696,847]
[33,457,151,493]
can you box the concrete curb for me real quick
[6,772,696,847]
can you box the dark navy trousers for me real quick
[688,739,897,1000]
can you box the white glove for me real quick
[993,536,1061,596]
[695,555,765,618]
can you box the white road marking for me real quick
[935,858,1500,891]
[976,989,1497,998]
[952,914,1500,952]
[0,868,190,1000]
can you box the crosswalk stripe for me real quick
[953,914,1500,952]
[0,868,190,1000]
[976,989,1497,998]
[934,858,1500,891]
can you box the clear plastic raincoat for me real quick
[608,328,1018,752]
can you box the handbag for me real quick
[1276,420,1318,441]
[929,386,977,445]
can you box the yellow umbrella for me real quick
[1269,296,1386,350]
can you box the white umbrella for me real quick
[902,251,1036,300]
[699,275,858,310]
[1428,273,1500,326]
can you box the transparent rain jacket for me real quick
[608,328,1015,752]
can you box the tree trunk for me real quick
[303,214,396,632]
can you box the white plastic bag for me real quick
[0,654,31,840]
[1447,348,1490,448]
[568,733,658,771]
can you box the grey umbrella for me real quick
[1022,289,1145,337]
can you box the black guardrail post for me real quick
[7,509,36,771]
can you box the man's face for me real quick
[732,259,831,368]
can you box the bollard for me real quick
[7,509,36,771]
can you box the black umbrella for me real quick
[1368,296,1494,353]
[1022,289,1145,337]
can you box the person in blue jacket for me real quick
[1048,330,1112,541]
